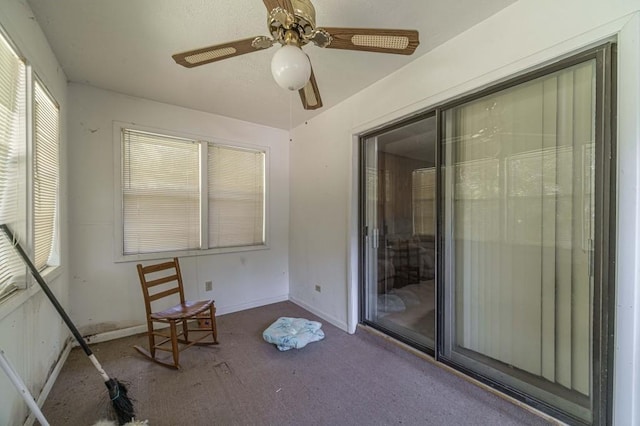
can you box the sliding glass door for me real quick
[441,47,613,424]
[360,44,614,424]
[361,115,437,350]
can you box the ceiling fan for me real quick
[172,0,419,111]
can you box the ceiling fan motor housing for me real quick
[268,0,317,46]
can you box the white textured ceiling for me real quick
[27,0,516,130]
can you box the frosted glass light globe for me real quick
[271,45,311,91]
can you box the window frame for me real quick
[112,121,270,263]
[0,25,62,307]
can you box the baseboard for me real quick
[216,294,289,316]
[78,294,290,346]
[23,339,73,426]
[82,325,149,345]
[289,296,349,332]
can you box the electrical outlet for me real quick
[205,281,213,291]
[315,285,321,293]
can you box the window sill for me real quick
[0,265,63,322]
[114,243,270,263]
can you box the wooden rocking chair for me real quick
[134,257,218,369]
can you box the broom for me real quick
[1,224,135,425]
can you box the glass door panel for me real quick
[362,115,437,349]
[442,59,597,422]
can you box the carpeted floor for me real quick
[40,301,552,425]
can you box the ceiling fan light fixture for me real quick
[270,44,311,91]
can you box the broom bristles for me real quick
[105,378,135,425]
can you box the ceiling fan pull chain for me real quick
[289,89,293,139]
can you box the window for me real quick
[122,130,200,254]
[0,28,60,302]
[120,128,266,257]
[33,81,60,270]
[208,144,265,248]
[0,31,26,300]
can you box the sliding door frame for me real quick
[436,43,616,425]
[358,111,438,354]
[358,41,616,426]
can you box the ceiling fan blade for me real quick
[322,28,419,55]
[298,67,322,110]
[263,0,294,15]
[172,36,272,68]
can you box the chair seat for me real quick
[151,300,214,320]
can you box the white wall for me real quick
[613,11,640,425]
[0,0,69,425]
[288,111,352,330]
[67,83,290,335]
[289,0,640,423]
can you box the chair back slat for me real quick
[145,274,180,288]
[148,286,181,302]
[140,260,178,274]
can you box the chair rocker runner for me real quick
[134,257,218,369]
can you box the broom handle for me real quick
[0,227,133,423]
[0,224,93,357]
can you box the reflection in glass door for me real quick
[361,115,437,349]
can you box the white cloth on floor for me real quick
[262,317,325,351]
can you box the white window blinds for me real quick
[208,144,265,248]
[33,81,59,271]
[122,129,200,255]
[0,33,26,300]
[121,128,266,256]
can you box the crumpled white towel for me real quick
[262,317,325,351]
